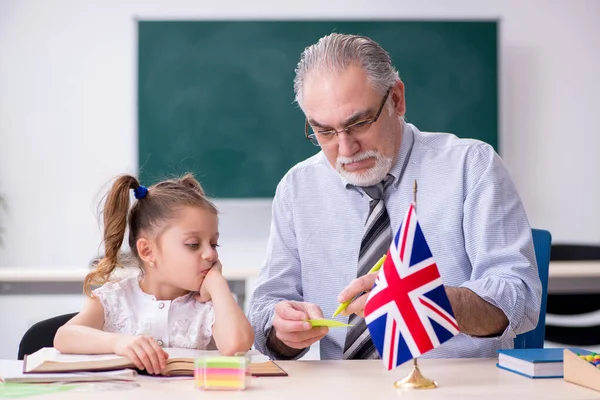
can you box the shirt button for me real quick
[158,302,164,309]
[157,340,163,346]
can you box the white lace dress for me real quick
[93,276,216,350]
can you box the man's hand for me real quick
[268,301,328,357]
[337,273,378,317]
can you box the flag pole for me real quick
[413,180,417,208]
[394,180,438,390]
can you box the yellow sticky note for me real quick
[308,319,353,328]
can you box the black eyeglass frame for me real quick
[304,88,392,146]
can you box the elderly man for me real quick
[248,33,541,360]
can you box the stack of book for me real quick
[496,347,590,379]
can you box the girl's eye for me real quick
[186,243,199,250]
[211,244,220,249]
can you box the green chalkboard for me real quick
[138,21,497,198]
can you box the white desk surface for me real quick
[547,260,600,278]
[1,261,600,283]
[0,358,596,399]
[0,267,258,282]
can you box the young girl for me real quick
[54,174,254,374]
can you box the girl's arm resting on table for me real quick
[209,277,254,355]
[53,296,167,374]
[53,296,118,354]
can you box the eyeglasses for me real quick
[305,88,391,147]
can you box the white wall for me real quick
[0,294,85,359]
[0,0,599,360]
[0,0,599,358]
[1,0,599,270]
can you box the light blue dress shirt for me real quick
[248,122,542,360]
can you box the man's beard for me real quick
[336,149,393,187]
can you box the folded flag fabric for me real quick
[364,203,459,370]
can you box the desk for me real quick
[0,267,258,282]
[1,358,596,399]
[548,261,600,293]
[549,261,600,278]
[0,267,258,307]
[3,261,600,295]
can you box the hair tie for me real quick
[133,185,148,200]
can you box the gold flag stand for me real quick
[394,358,438,389]
[393,182,437,390]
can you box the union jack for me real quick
[364,203,460,370]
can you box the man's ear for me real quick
[391,79,406,117]
[136,237,154,265]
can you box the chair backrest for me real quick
[551,244,600,260]
[18,313,78,360]
[513,228,552,349]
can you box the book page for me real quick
[164,348,218,361]
[41,348,128,363]
[1,360,137,383]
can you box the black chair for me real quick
[18,313,78,360]
[551,244,600,261]
[18,256,112,360]
[545,244,600,346]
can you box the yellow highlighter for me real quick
[332,254,387,318]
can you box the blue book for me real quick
[496,348,591,379]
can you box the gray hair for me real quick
[294,33,400,108]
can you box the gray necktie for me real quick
[343,176,393,359]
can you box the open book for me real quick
[23,348,287,377]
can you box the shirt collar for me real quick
[388,119,414,190]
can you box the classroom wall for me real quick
[0,0,599,358]
[1,0,599,270]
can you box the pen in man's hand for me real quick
[331,254,387,318]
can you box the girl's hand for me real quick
[195,261,226,303]
[113,335,168,374]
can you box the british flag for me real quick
[364,203,460,370]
